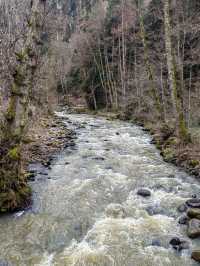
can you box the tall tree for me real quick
[163,0,189,141]
[0,0,40,212]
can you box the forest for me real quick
[0,0,200,265]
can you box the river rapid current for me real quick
[0,112,200,266]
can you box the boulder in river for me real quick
[186,198,200,208]
[187,208,200,220]
[191,250,200,262]
[187,219,200,238]
[169,237,189,251]
[137,188,151,197]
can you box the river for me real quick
[0,112,199,265]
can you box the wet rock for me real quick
[191,250,200,262]
[137,188,151,197]
[38,172,48,176]
[186,198,200,208]
[105,203,126,218]
[167,174,175,178]
[170,237,181,246]
[26,172,36,181]
[187,219,200,238]
[169,238,189,251]
[187,208,200,220]
[93,156,105,161]
[178,214,189,225]
[192,194,197,198]
[42,160,51,167]
[177,203,188,213]
[150,139,156,144]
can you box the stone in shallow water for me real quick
[186,198,200,208]
[169,237,189,251]
[178,214,189,225]
[187,208,200,220]
[92,156,105,161]
[137,189,151,197]
[191,250,200,262]
[187,219,200,238]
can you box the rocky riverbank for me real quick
[22,110,76,181]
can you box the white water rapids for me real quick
[0,112,199,265]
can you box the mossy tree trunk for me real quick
[163,0,189,142]
[137,1,164,121]
[0,0,40,212]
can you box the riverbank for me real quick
[22,110,76,181]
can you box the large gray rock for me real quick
[187,219,200,238]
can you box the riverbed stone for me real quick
[187,208,200,220]
[187,219,200,238]
[186,198,200,208]
[191,250,200,262]
[169,238,189,251]
[178,214,189,225]
[137,189,151,197]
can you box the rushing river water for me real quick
[0,112,200,266]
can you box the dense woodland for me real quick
[0,0,200,212]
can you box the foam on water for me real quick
[0,112,199,265]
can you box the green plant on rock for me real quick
[162,147,175,162]
[8,146,21,161]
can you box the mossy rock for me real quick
[162,147,175,162]
[189,160,199,168]
[8,146,20,160]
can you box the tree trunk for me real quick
[0,0,40,212]
[163,0,189,141]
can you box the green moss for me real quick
[15,51,27,62]
[162,147,175,162]
[5,97,16,121]
[13,67,25,86]
[189,160,199,168]
[8,146,20,160]
[11,83,22,96]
